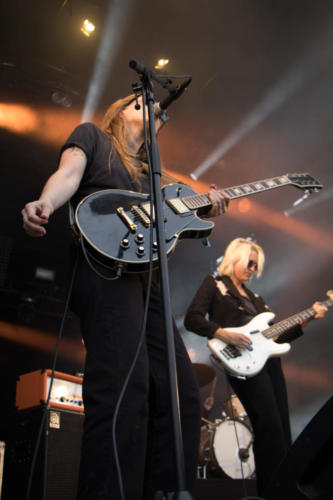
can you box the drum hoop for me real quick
[211,418,255,479]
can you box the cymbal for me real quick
[192,363,216,387]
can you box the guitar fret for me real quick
[222,189,234,197]
[232,186,247,196]
[265,297,333,340]
[183,197,197,209]
[242,185,253,193]
[184,194,209,210]
[181,173,320,211]
[225,188,237,198]
[253,182,265,190]
[266,179,278,188]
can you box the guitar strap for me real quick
[219,275,260,318]
[240,294,258,317]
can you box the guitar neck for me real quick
[182,175,294,210]
[263,298,333,340]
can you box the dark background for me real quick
[0,0,332,440]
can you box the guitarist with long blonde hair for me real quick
[184,237,327,497]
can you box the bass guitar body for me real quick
[208,312,291,378]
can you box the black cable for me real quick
[25,248,79,500]
[79,233,120,281]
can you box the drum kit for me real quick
[192,363,255,480]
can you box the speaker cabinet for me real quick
[266,396,333,500]
[2,407,84,500]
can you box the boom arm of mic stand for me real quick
[130,62,194,499]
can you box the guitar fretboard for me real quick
[182,175,291,210]
[263,298,332,340]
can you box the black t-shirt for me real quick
[60,122,147,209]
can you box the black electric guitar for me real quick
[75,173,322,273]
[208,291,333,378]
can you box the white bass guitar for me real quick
[208,292,332,378]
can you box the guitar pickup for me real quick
[222,345,241,359]
[167,197,190,214]
[117,207,137,233]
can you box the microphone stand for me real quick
[129,61,193,500]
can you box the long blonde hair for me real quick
[218,237,265,278]
[101,94,142,180]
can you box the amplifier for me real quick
[2,407,84,500]
[16,369,84,413]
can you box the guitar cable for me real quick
[79,233,121,281]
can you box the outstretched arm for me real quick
[21,146,87,237]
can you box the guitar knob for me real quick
[120,238,130,249]
[135,233,144,243]
[136,246,145,256]
[152,242,158,252]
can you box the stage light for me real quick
[0,103,38,133]
[81,19,95,37]
[81,0,133,122]
[155,58,169,69]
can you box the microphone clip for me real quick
[131,82,143,110]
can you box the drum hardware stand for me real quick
[129,60,193,500]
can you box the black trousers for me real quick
[70,252,201,500]
[227,357,291,496]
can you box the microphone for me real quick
[129,59,149,76]
[154,77,192,121]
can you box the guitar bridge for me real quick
[131,205,150,228]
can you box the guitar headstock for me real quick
[287,173,323,190]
